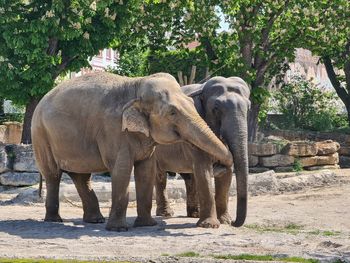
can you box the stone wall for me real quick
[264,129,350,144]
[249,138,340,173]
[0,144,39,187]
[263,130,350,169]
[0,139,343,188]
[0,122,22,144]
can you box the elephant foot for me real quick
[44,214,63,222]
[187,206,200,218]
[156,206,174,218]
[196,217,220,228]
[133,216,157,227]
[106,219,128,232]
[83,213,105,224]
[218,212,232,225]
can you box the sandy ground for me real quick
[0,171,350,262]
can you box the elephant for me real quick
[31,72,233,231]
[155,76,250,228]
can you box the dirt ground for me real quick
[0,170,350,263]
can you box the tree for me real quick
[305,0,350,126]
[128,0,316,141]
[0,0,140,143]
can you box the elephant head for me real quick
[187,76,251,227]
[122,73,233,167]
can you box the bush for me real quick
[0,113,24,124]
[271,76,346,131]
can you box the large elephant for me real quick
[155,76,250,227]
[31,72,233,231]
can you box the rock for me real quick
[274,166,294,173]
[259,154,295,168]
[0,144,8,173]
[11,144,38,172]
[0,172,40,186]
[59,179,187,203]
[338,146,350,156]
[248,143,278,156]
[315,140,340,155]
[249,167,271,173]
[0,126,6,143]
[281,141,317,157]
[246,171,279,196]
[304,165,340,171]
[262,136,290,148]
[278,171,338,192]
[0,122,23,144]
[2,122,22,144]
[339,155,350,168]
[299,153,339,167]
[248,155,259,167]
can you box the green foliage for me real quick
[308,230,341,237]
[109,46,148,77]
[272,76,345,131]
[293,158,303,172]
[0,113,24,124]
[303,1,350,124]
[305,0,349,70]
[148,49,210,83]
[245,223,303,235]
[0,0,142,104]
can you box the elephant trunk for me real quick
[181,113,233,168]
[222,115,248,227]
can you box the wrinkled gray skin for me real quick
[155,76,250,227]
[31,72,233,231]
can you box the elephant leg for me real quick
[155,170,174,218]
[44,172,63,222]
[106,147,133,232]
[180,173,199,218]
[193,153,220,228]
[134,158,157,227]
[215,168,233,224]
[67,172,104,223]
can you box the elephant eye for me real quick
[169,107,177,116]
[213,106,220,116]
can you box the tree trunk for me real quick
[323,56,350,125]
[0,98,4,117]
[248,102,260,142]
[21,97,40,144]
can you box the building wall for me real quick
[286,48,333,89]
[69,48,118,78]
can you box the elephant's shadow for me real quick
[0,217,210,239]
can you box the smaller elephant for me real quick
[154,142,233,228]
[155,76,251,228]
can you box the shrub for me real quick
[271,76,346,131]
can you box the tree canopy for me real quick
[1,0,349,142]
[125,0,317,140]
[0,0,141,142]
[305,0,350,124]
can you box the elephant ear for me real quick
[122,100,150,137]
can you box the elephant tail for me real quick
[38,173,43,198]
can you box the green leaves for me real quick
[272,76,343,131]
[0,0,143,104]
